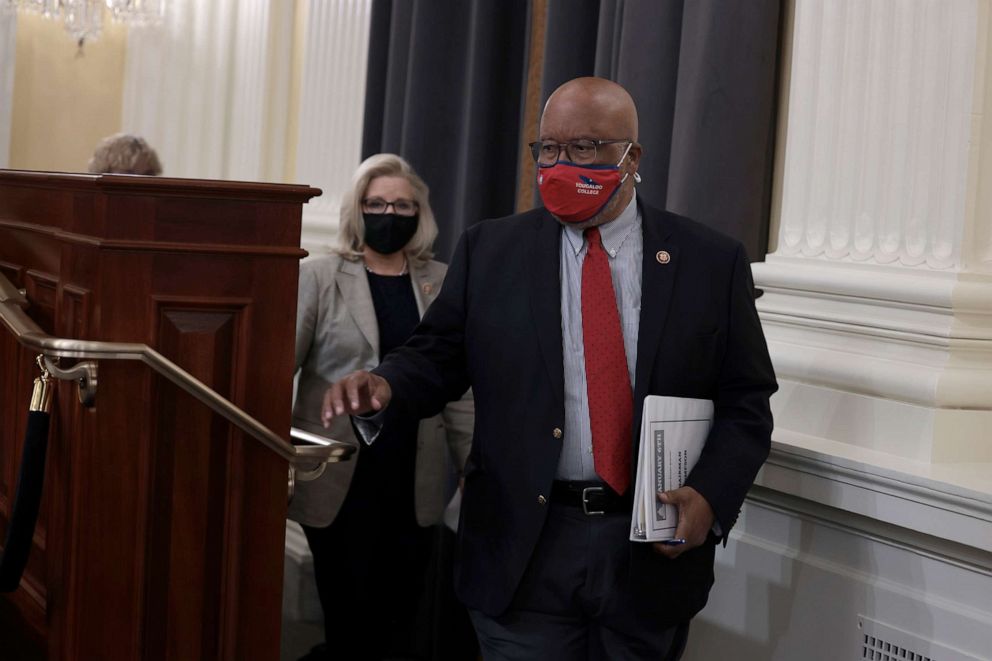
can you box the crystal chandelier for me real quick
[1,0,166,44]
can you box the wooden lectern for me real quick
[0,171,320,660]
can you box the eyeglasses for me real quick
[362,197,419,217]
[528,139,632,166]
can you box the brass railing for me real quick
[0,272,352,483]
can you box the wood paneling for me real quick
[0,169,317,660]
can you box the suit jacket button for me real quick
[552,427,563,439]
[537,495,547,505]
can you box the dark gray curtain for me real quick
[363,0,781,262]
[362,0,530,262]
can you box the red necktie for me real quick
[581,227,633,494]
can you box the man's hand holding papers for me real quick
[630,395,716,558]
[654,486,715,559]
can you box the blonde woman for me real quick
[290,154,473,660]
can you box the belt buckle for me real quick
[581,486,605,516]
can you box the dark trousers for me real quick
[415,525,481,660]
[303,516,431,661]
[469,504,690,661]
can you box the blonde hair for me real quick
[87,133,163,175]
[335,153,438,264]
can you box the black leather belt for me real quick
[550,480,632,516]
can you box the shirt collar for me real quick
[563,192,640,257]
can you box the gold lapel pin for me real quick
[422,283,433,295]
[656,250,671,264]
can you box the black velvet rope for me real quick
[0,410,51,592]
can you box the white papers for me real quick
[630,396,713,542]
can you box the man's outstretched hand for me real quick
[321,370,392,427]
[652,486,715,559]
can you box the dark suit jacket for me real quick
[374,200,777,622]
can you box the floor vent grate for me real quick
[858,615,987,661]
[862,632,931,660]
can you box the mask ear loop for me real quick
[617,142,636,185]
[615,141,634,167]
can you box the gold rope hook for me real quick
[29,355,53,414]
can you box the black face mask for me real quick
[363,213,419,255]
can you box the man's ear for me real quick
[626,143,643,180]
[628,142,642,166]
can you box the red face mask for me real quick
[537,143,632,223]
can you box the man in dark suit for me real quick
[323,77,776,660]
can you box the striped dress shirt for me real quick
[556,194,643,482]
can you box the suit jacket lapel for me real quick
[632,204,679,441]
[337,258,380,357]
[409,260,441,316]
[528,211,565,407]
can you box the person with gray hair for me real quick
[290,153,475,660]
[87,133,162,175]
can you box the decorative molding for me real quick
[61,285,91,341]
[0,219,308,258]
[0,172,320,201]
[755,255,992,417]
[757,432,992,551]
[296,0,373,249]
[0,260,23,287]
[22,271,57,340]
[744,488,992,578]
[756,255,962,317]
[778,0,977,269]
[0,11,14,169]
[771,377,992,466]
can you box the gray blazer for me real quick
[289,253,474,528]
